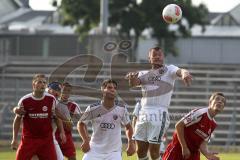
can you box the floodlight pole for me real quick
[100,0,109,34]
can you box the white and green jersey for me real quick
[138,64,179,109]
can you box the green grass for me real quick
[0,148,240,160]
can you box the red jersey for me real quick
[163,108,217,160]
[18,92,56,138]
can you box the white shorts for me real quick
[133,110,170,144]
[82,150,122,160]
[160,142,166,153]
[53,136,64,160]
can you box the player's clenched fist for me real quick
[81,140,90,153]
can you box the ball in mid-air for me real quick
[162,4,182,24]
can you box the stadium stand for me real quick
[0,57,239,147]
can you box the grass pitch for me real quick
[0,148,239,160]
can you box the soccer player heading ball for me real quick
[125,46,192,160]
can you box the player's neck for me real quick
[208,108,217,118]
[152,64,164,69]
[32,91,44,98]
[102,99,115,110]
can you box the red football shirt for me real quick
[172,107,216,152]
[18,92,56,138]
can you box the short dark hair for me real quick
[101,79,118,89]
[151,46,161,51]
[62,82,72,89]
[148,46,163,55]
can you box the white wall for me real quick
[136,37,240,64]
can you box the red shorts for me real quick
[162,143,200,160]
[56,133,76,158]
[16,136,57,160]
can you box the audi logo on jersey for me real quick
[148,76,161,82]
[100,123,115,129]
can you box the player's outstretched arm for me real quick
[77,121,90,153]
[11,115,21,150]
[132,116,137,129]
[125,123,136,156]
[55,118,66,144]
[200,141,219,160]
[175,120,191,159]
[176,68,192,86]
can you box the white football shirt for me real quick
[138,64,179,109]
[83,101,130,153]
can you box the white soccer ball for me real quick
[162,4,182,24]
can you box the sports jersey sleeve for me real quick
[16,98,24,117]
[73,103,81,114]
[181,108,204,127]
[52,98,57,118]
[17,99,23,108]
[168,64,179,79]
[132,101,141,117]
[138,70,148,85]
[81,106,91,124]
[121,106,131,125]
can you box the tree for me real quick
[58,0,209,56]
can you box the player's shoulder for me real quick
[190,107,208,117]
[115,100,127,108]
[20,93,33,100]
[89,101,101,108]
[44,92,57,100]
[18,93,33,104]
[165,64,179,71]
[138,70,149,76]
[68,100,79,106]
[166,64,178,67]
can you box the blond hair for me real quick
[32,74,46,82]
[209,92,226,104]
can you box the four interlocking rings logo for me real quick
[100,123,115,129]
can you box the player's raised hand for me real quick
[125,72,138,79]
[126,140,136,156]
[11,139,18,150]
[181,70,193,87]
[81,140,90,153]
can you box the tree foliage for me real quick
[59,0,209,56]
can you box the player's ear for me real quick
[148,52,151,62]
[32,81,35,88]
[208,99,212,106]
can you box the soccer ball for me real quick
[162,4,182,24]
